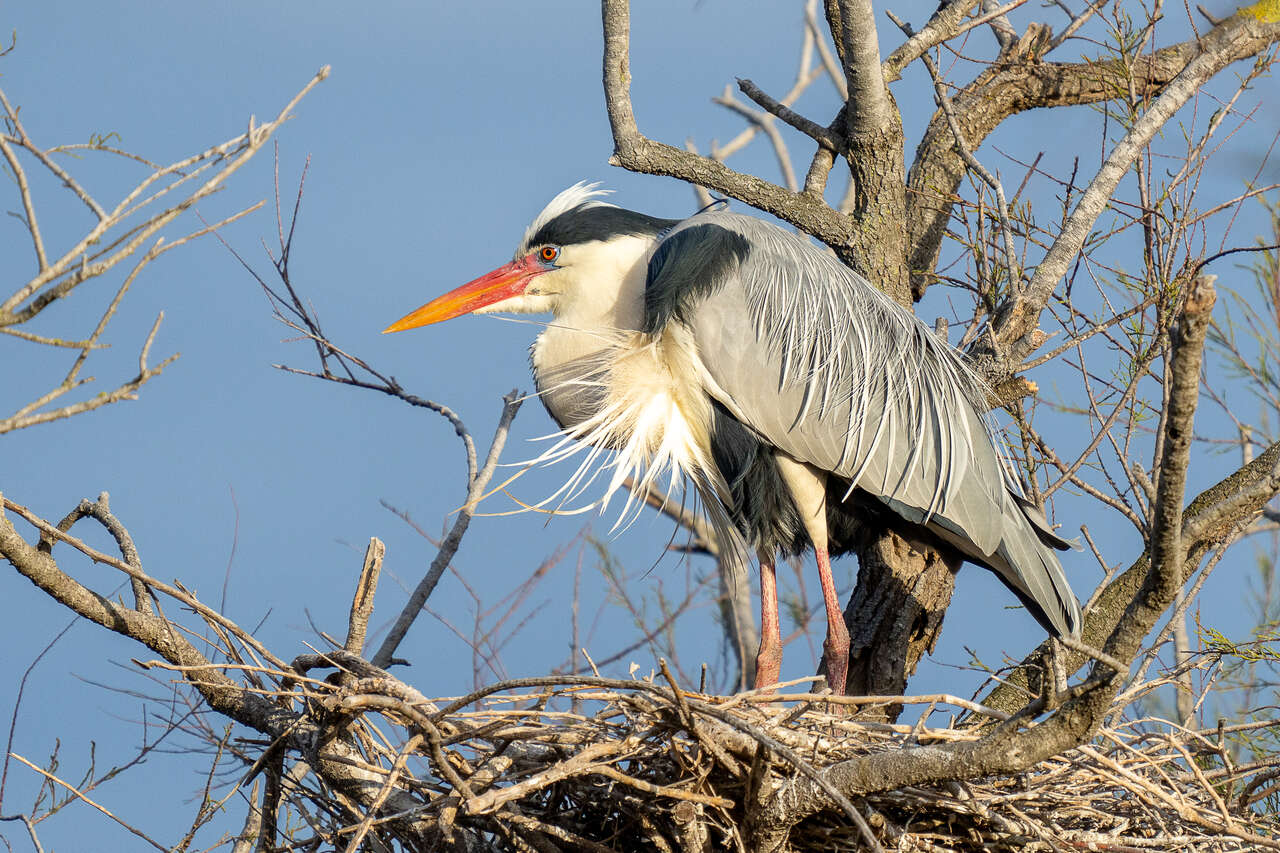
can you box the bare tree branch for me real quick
[823,0,892,143]
[603,0,893,280]
[0,68,327,436]
[986,17,1279,364]
[371,392,522,669]
[906,11,1280,304]
[0,498,437,847]
[883,0,982,81]
[734,78,841,155]
[890,12,1021,294]
[1,67,328,321]
[345,538,384,657]
[713,87,801,192]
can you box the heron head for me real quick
[383,183,674,334]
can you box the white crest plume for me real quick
[515,181,615,258]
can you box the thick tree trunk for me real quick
[842,121,911,306]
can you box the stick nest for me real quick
[260,660,1280,852]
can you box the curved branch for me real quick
[1,67,329,321]
[0,498,434,846]
[371,390,523,669]
[735,78,842,154]
[981,431,1280,718]
[602,0,855,256]
[989,15,1277,360]
[883,0,981,81]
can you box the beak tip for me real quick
[382,316,435,334]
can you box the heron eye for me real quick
[539,245,559,263]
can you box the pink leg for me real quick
[815,544,850,695]
[771,454,844,693]
[754,553,782,690]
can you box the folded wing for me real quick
[645,212,1082,637]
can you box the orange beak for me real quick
[383,254,544,333]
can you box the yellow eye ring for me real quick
[539,246,559,263]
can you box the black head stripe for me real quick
[527,206,678,251]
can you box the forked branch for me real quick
[906,6,1280,307]
[0,67,330,435]
[601,0,856,262]
[986,12,1279,366]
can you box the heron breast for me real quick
[533,326,716,489]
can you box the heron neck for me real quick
[531,237,654,428]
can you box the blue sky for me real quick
[1,2,1276,848]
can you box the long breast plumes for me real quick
[527,324,736,541]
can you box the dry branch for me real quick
[982,431,1280,718]
[0,67,329,435]
[601,0,865,275]
[907,6,1280,308]
[987,17,1275,365]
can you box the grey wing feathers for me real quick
[648,212,1081,638]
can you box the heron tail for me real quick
[979,494,1082,639]
[917,490,1082,639]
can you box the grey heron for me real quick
[385,183,1081,694]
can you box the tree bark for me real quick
[842,118,910,303]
